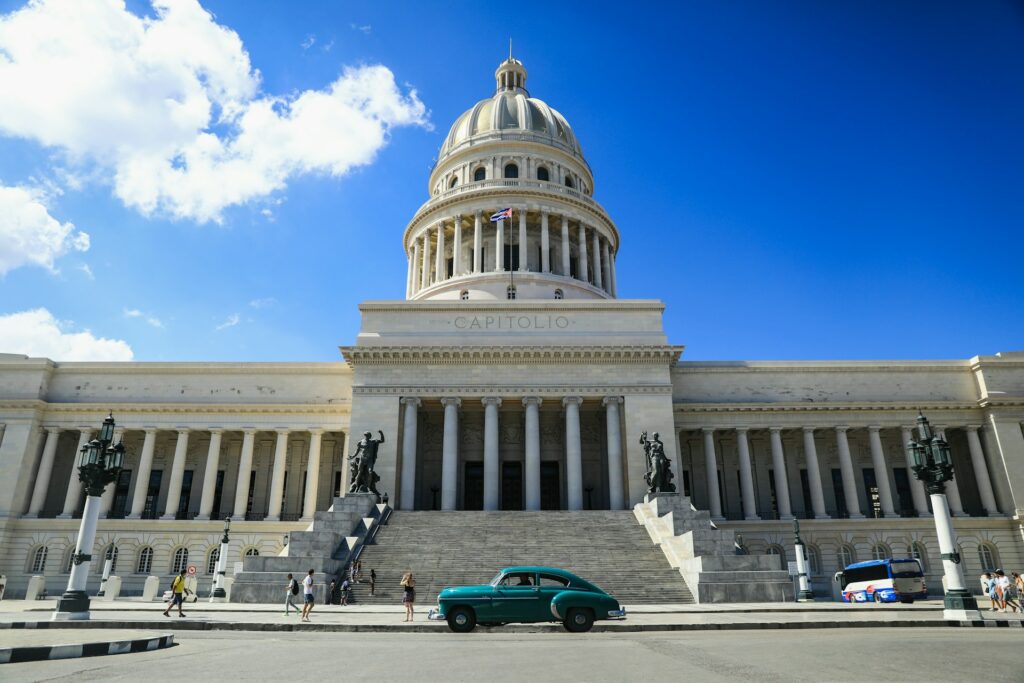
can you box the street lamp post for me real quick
[53,413,125,621]
[96,541,115,597]
[210,517,231,602]
[793,520,814,602]
[907,412,981,621]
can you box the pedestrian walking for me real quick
[400,571,416,622]
[328,579,338,605]
[354,559,362,583]
[995,570,1018,612]
[340,577,350,606]
[163,570,191,618]
[369,568,377,597]
[285,573,301,616]
[986,572,1000,611]
[300,569,315,622]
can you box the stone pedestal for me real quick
[98,576,121,601]
[25,575,46,601]
[141,576,161,601]
[635,493,794,603]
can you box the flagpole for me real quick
[509,208,514,295]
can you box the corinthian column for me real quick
[541,212,550,273]
[161,429,190,520]
[127,428,157,519]
[561,215,570,276]
[802,427,829,518]
[592,231,602,289]
[768,428,793,520]
[302,429,323,520]
[233,429,256,519]
[435,220,446,282]
[835,426,864,518]
[965,425,999,515]
[495,219,505,272]
[482,397,501,511]
[867,426,896,517]
[702,428,723,520]
[523,397,542,511]
[452,215,462,276]
[196,429,224,520]
[25,427,61,517]
[266,430,289,521]
[441,398,461,511]
[603,397,624,510]
[420,233,431,289]
[563,396,583,511]
[410,240,421,296]
[518,208,528,271]
[577,223,589,283]
[901,425,931,517]
[400,398,420,511]
[735,428,759,520]
[59,429,94,518]
[473,212,482,273]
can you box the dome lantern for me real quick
[495,41,527,93]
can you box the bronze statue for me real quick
[349,430,385,495]
[639,431,676,493]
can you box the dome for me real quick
[437,57,583,161]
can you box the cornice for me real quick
[339,345,684,367]
[353,384,672,397]
[673,400,978,414]
[0,400,349,416]
[356,299,666,313]
[673,360,971,374]
[39,362,350,376]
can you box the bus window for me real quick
[843,565,889,585]
[889,560,922,578]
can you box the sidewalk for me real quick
[1,598,1021,634]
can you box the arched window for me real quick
[872,543,891,561]
[245,548,260,557]
[460,290,469,301]
[910,541,928,571]
[837,544,856,569]
[448,176,458,189]
[30,546,48,573]
[473,167,486,182]
[103,544,119,573]
[553,289,563,300]
[65,548,76,573]
[171,547,189,574]
[506,285,517,300]
[207,547,220,574]
[765,544,786,570]
[806,545,821,575]
[537,166,549,181]
[504,163,519,179]
[136,546,154,574]
[978,542,999,572]
[564,175,574,188]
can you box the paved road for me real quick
[3,628,1020,682]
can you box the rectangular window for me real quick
[681,470,691,497]
[246,471,256,518]
[503,244,520,271]
[893,467,914,517]
[110,469,132,518]
[799,469,811,518]
[176,470,194,519]
[211,470,225,519]
[831,468,847,518]
[333,471,342,498]
[862,468,881,518]
[281,471,289,514]
[144,469,163,519]
[768,469,778,519]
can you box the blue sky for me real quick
[0,0,1021,362]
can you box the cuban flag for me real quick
[490,207,512,222]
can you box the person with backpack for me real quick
[163,570,191,618]
[300,569,315,622]
[340,577,350,606]
[285,573,301,616]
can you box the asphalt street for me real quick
[2,628,1019,682]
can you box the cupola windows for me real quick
[506,285,517,300]
[504,163,519,179]
[473,167,486,182]
[536,166,549,181]
[449,176,458,189]
[553,289,563,300]
[564,176,574,188]
[460,290,469,301]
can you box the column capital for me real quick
[964,424,982,433]
[401,397,422,407]
[207,428,224,435]
[142,427,158,435]
[481,396,502,408]
[522,396,543,408]
[43,426,61,435]
[734,426,749,434]
[835,425,850,434]
[441,397,463,408]
[768,426,783,434]
[175,428,191,435]
[562,396,583,407]
[701,427,715,435]
[900,425,914,433]
[452,213,461,221]
[601,396,623,407]
[867,425,882,433]
[242,428,258,436]
[802,426,816,434]
[275,429,290,436]
[308,428,325,436]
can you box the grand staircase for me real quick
[347,510,694,606]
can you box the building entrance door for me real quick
[540,462,560,510]
[502,462,523,510]
[464,462,483,510]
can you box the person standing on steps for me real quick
[400,571,416,622]
[163,569,191,618]
[340,576,350,606]
[300,569,316,622]
[369,568,377,597]
[285,573,302,616]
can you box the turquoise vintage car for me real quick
[427,566,626,633]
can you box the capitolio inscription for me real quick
[452,315,571,330]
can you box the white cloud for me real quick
[0,308,133,361]
[0,0,428,224]
[301,34,315,50]
[123,308,142,318]
[0,184,90,275]
[79,263,94,279]
[248,297,275,309]
[123,307,164,328]
[215,312,240,330]
[350,23,371,35]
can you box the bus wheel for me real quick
[899,597,914,604]
[873,592,883,604]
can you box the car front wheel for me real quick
[447,606,476,633]
[563,607,594,633]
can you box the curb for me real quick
[0,632,174,664]
[1,619,1018,634]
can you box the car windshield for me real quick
[489,571,504,586]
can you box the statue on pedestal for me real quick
[639,431,676,493]
[349,430,385,496]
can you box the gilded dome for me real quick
[437,57,583,161]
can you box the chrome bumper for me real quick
[427,608,445,621]
[607,608,627,620]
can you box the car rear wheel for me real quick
[563,607,594,633]
[447,606,476,633]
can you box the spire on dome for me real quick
[495,44,527,94]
